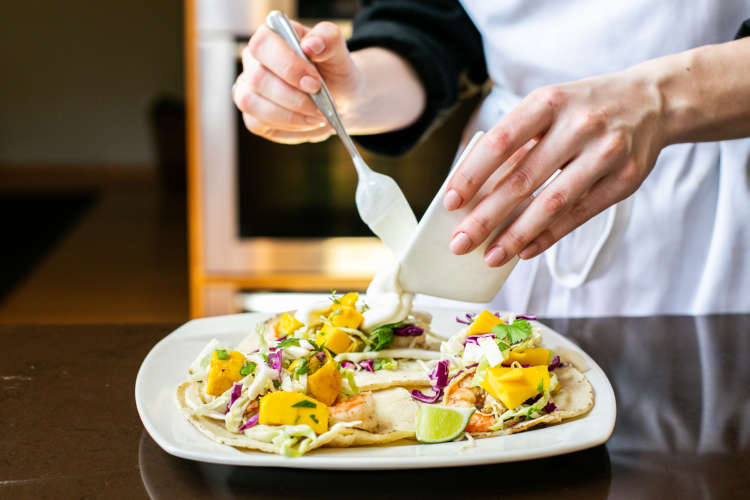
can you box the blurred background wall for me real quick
[0,0,184,168]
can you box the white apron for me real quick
[446,0,750,317]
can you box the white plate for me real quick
[135,309,616,470]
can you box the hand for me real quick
[233,20,361,144]
[444,68,667,267]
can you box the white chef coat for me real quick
[452,0,750,317]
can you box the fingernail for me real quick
[484,246,507,267]
[444,189,462,210]
[301,36,325,55]
[306,115,326,125]
[450,232,472,254]
[300,75,320,93]
[519,242,540,259]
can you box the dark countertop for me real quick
[2,317,749,499]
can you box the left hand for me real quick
[444,68,667,267]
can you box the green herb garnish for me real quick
[329,290,341,305]
[294,415,300,424]
[215,349,229,360]
[307,339,322,351]
[310,414,319,424]
[492,319,532,345]
[294,358,310,377]
[537,378,544,393]
[367,322,402,351]
[496,340,510,351]
[272,379,281,388]
[277,337,300,349]
[292,400,317,409]
[239,361,256,376]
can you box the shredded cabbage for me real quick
[243,424,317,457]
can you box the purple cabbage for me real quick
[455,313,476,325]
[411,359,451,404]
[314,351,327,362]
[267,349,283,379]
[547,355,561,371]
[463,333,495,346]
[238,412,259,431]
[359,359,375,372]
[516,314,537,321]
[524,393,542,406]
[410,388,443,404]
[225,383,242,413]
[542,401,557,413]
[504,417,524,426]
[393,324,424,336]
[340,360,356,370]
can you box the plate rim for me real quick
[135,310,616,470]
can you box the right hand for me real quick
[233,20,361,144]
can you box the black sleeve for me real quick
[736,18,750,39]
[346,0,487,156]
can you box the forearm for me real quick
[344,47,426,135]
[636,37,750,145]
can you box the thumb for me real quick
[300,21,352,70]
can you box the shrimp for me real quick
[444,370,497,433]
[329,391,377,431]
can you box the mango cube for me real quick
[275,312,304,338]
[480,365,550,410]
[316,324,353,354]
[259,391,329,434]
[330,306,363,329]
[334,292,359,308]
[206,350,246,396]
[503,348,551,367]
[468,310,504,335]
[307,358,342,406]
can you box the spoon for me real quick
[266,11,418,256]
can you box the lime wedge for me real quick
[416,405,475,444]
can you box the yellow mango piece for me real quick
[275,313,304,338]
[307,358,342,406]
[258,391,329,434]
[480,365,550,410]
[206,350,246,396]
[316,324,353,354]
[330,306,364,329]
[503,348,551,367]
[335,292,359,308]
[468,310,504,335]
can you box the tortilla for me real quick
[176,382,418,454]
[446,365,594,438]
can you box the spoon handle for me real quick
[265,10,366,172]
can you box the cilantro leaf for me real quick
[239,361,256,376]
[291,400,317,409]
[310,414,319,423]
[276,337,300,349]
[496,340,510,351]
[368,326,395,351]
[294,358,310,377]
[215,349,229,360]
[537,378,544,393]
[306,339,322,351]
[272,379,280,388]
[492,319,532,344]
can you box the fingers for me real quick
[516,173,628,262]
[234,72,326,130]
[237,58,322,118]
[241,114,333,144]
[300,21,350,66]
[444,87,563,211]
[482,147,612,266]
[247,24,321,94]
[449,122,578,255]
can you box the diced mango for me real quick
[502,348,551,367]
[330,306,363,329]
[275,312,304,338]
[335,292,359,308]
[480,365,550,410]
[206,350,246,396]
[259,391,329,434]
[307,358,342,406]
[316,324,354,354]
[468,310,504,335]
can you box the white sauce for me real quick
[361,263,412,332]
